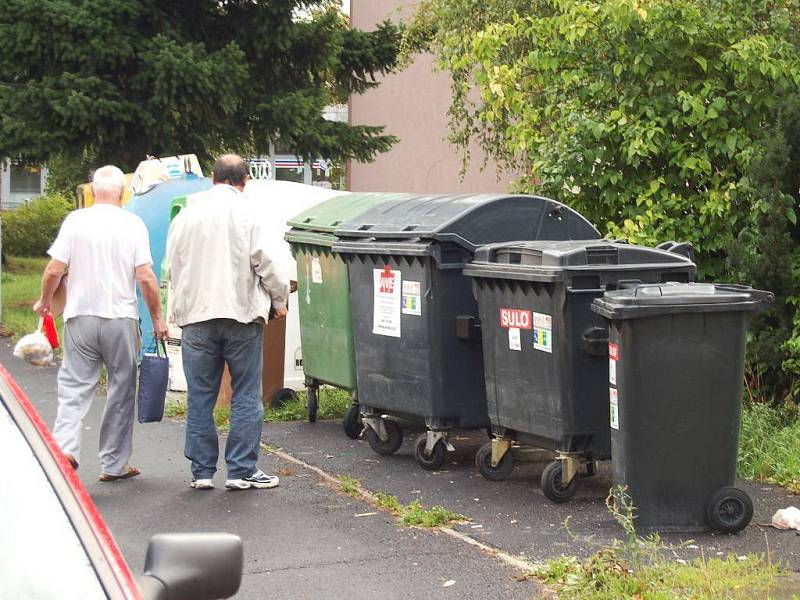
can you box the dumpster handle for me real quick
[580,327,609,357]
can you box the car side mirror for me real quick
[141,533,243,600]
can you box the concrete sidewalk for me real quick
[1,339,541,600]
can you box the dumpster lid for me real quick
[464,240,695,282]
[333,194,600,252]
[473,240,694,268]
[591,283,774,319]
[287,193,412,234]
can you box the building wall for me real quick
[0,159,48,209]
[349,1,514,194]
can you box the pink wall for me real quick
[349,1,514,194]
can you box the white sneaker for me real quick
[225,469,280,490]
[190,478,214,490]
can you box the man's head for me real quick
[212,154,249,191]
[91,165,126,205]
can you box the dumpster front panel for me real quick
[610,312,748,531]
[294,243,357,389]
[347,253,437,421]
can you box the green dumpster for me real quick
[286,193,410,437]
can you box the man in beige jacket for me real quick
[167,154,288,491]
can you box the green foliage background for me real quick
[0,0,400,172]
[2,195,73,257]
[406,0,800,402]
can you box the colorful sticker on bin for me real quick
[372,266,401,338]
[533,312,553,353]
[609,387,619,430]
[499,308,532,329]
[311,257,323,284]
[402,280,422,316]
[508,327,521,351]
[608,342,618,385]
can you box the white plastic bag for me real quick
[772,506,800,530]
[13,330,54,366]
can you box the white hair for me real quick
[92,165,125,200]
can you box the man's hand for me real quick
[290,280,298,293]
[273,306,288,319]
[33,299,50,317]
[153,317,169,341]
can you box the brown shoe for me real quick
[99,465,141,482]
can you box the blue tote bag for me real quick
[137,341,169,423]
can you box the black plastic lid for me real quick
[591,283,774,320]
[464,240,695,282]
[333,194,600,251]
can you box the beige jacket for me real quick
[166,184,289,327]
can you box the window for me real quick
[0,404,106,599]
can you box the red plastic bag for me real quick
[41,313,60,350]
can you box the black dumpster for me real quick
[464,240,696,501]
[332,194,600,470]
[591,283,773,532]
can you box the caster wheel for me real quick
[366,419,403,455]
[343,404,362,440]
[306,386,318,423]
[414,434,447,471]
[475,441,514,481]
[272,387,297,409]
[706,487,753,533]
[541,461,578,503]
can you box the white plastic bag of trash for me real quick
[13,330,54,366]
[771,506,800,530]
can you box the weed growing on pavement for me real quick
[738,401,800,492]
[264,387,351,422]
[534,486,781,600]
[164,392,187,418]
[400,500,465,528]
[374,491,402,513]
[338,475,361,497]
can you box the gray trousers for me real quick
[52,316,139,475]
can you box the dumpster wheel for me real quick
[366,419,403,455]
[541,461,579,503]
[306,386,318,423]
[414,434,447,471]
[475,442,514,481]
[706,487,753,534]
[343,404,362,440]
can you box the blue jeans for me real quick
[181,319,265,479]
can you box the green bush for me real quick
[2,194,73,257]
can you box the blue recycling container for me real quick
[125,175,212,352]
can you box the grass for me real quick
[738,401,800,492]
[338,475,361,497]
[370,491,464,528]
[1,256,61,340]
[533,487,786,600]
[264,387,352,422]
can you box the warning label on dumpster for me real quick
[402,280,421,316]
[533,312,553,353]
[373,266,401,337]
[609,387,619,430]
[311,257,323,284]
[608,343,618,384]
[508,327,521,351]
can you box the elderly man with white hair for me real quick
[34,164,168,481]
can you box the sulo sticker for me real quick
[608,342,619,385]
[500,308,532,329]
[609,387,619,430]
[402,280,422,316]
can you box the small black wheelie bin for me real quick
[463,240,695,502]
[332,194,601,470]
[591,283,773,532]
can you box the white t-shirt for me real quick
[48,204,152,321]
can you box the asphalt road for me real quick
[2,340,541,600]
